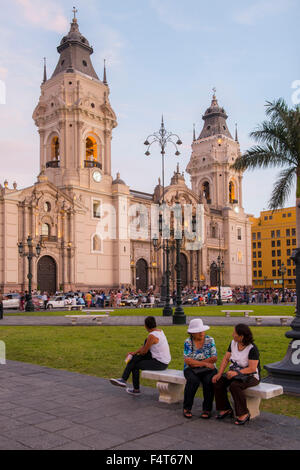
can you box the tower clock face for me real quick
[93,171,102,183]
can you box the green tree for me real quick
[231,98,300,244]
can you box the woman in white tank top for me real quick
[110,316,171,395]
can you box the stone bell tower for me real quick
[33,10,117,190]
[186,92,243,211]
[186,92,252,287]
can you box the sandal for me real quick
[200,411,211,419]
[215,409,233,420]
[234,414,250,425]
[183,409,193,419]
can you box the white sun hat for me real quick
[188,318,210,334]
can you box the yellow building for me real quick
[250,207,296,289]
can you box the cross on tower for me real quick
[72,6,78,20]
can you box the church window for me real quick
[211,224,218,239]
[91,103,95,108]
[86,136,97,161]
[229,181,236,203]
[51,137,60,160]
[42,223,50,237]
[44,202,51,213]
[202,181,210,201]
[83,60,88,67]
[237,228,242,240]
[93,200,101,219]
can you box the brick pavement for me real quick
[0,361,298,450]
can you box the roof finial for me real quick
[72,6,78,22]
[103,59,108,85]
[212,87,217,98]
[177,162,180,173]
[43,57,47,84]
[235,123,239,142]
[193,123,196,141]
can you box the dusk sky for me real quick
[0,0,299,217]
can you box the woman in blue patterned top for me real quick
[183,318,218,419]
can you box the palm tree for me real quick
[232,98,300,393]
[232,98,300,244]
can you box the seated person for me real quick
[110,316,171,395]
[183,319,217,419]
[212,324,260,425]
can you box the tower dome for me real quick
[199,92,233,140]
[51,12,99,80]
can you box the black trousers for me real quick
[122,351,168,390]
[183,367,218,412]
[214,375,260,416]
[0,303,3,320]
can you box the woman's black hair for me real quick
[235,324,254,346]
[145,316,157,330]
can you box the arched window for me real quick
[42,223,50,238]
[86,136,97,161]
[211,223,218,239]
[202,181,210,201]
[51,137,60,160]
[229,181,236,204]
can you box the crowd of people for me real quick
[110,316,260,425]
[0,283,297,313]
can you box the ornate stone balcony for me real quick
[84,160,102,169]
[46,160,60,169]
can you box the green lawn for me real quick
[4,304,296,317]
[0,325,298,419]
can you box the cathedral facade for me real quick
[0,17,252,294]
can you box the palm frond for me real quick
[231,144,295,172]
[268,167,296,210]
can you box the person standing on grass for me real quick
[110,316,171,395]
[42,292,48,310]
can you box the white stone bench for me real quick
[65,315,109,325]
[140,303,155,308]
[141,369,283,419]
[66,305,84,311]
[222,310,253,318]
[253,316,293,326]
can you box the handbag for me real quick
[191,366,212,375]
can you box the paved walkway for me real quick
[0,315,294,327]
[0,361,299,450]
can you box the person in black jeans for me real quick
[110,316,171,395]
[213,324,260,425]
[183,319,218,419]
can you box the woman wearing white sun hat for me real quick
[183,318,218,419]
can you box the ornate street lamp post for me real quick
[279,263,286,302]
[153,214,173,317]
[212,256,224,305]
[144,117,182,310]
[18,236,42,312]
[172,199,187,325]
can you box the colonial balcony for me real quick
[40,236,58,243]
[84,160,102,169]
[46,160,60,169]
